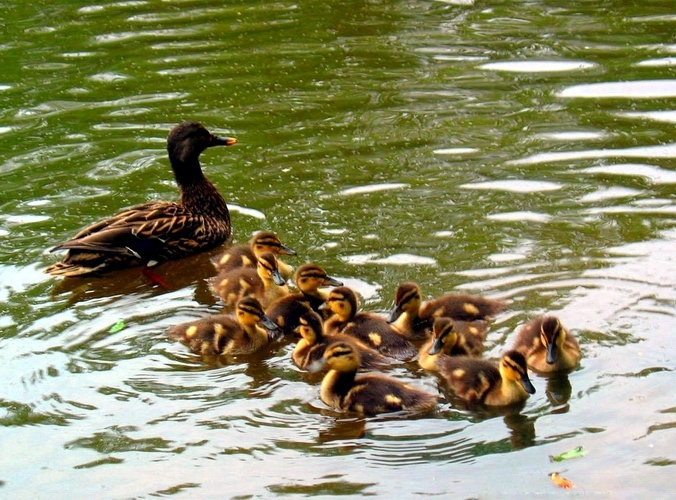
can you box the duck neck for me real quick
[172,157,229,218]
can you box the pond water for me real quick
[1,0,674,497]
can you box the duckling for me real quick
[265,263,343,336]
[388,282,506,340]
[292,310,387,371]
[211,231,296,280]
[168,297,282,356]
[323,286,417,360]
[513,315,580,373]
[46,121,237,276]
[418,317,485,372]
[307,341,438,416]
[437,350,535,406]
[210,251,289,309]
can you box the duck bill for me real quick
[306,357,327,373]
[388,305,402,323]
[272,269,286,286]
[546,342,558,364]
[211,135,238,147]
[279,244,297,256]
[520,373,536,394]
[428,337,443,355]
[322,276,343,287]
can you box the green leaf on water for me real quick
[108,320,126,333]
[549,446,586,462]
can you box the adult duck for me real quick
[45,121,236,276]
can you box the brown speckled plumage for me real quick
[46,121,236,276]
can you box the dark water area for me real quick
[1,0,674,497]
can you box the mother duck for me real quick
[45,121,236,276]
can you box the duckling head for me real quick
[256,252,286,286]
[236,296,281,333]
[500,350,536,395]
[540,316,566,365]
[250,231,297,257]
[294,263,343,294]
[295,310,324,345]
[307,341,361,374]
[323,286,359,320]
[389,282,422,323]
[428,317,459,355]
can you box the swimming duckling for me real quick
[307,341,438,416]
[418,317,485,372]
[211,231,296,280]
[323,286,417,360]
[389,282,506,340]
[168,297,282,356]
[292,310,387,371]
[46,121,237,277]
[437,350,535,406]
[210,251,289,309]
[513,315,580,373]
[265,263,343,336]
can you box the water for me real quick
[1,0,674,497]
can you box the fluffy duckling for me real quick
[307,341,438,416]
[211,230,296,280]
[437,350,535,406]
[323,286,417,360]
[389,282,506,340]
[292,310,387,371]
[513,315,580,373]
[46,121,237,276]
[210,251,289,309]
[418,317,485,372]
[265,263,343,336]
[168,297,281,356]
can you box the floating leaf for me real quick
[108,320,126,333]
[549,445,587,462]
[549,472,574,489]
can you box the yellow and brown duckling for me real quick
[418,317,485,372]
[46,121,237,277]
[168,296,282,357]
[388,282,507,340]
[211,230,296,281]
[265,263,343,336]
[437,350,535,406]
[307,341,438,416]
[210,251,289,309]
[293,310,387,371]
[513,315,581,373]
[323,286,417,360]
